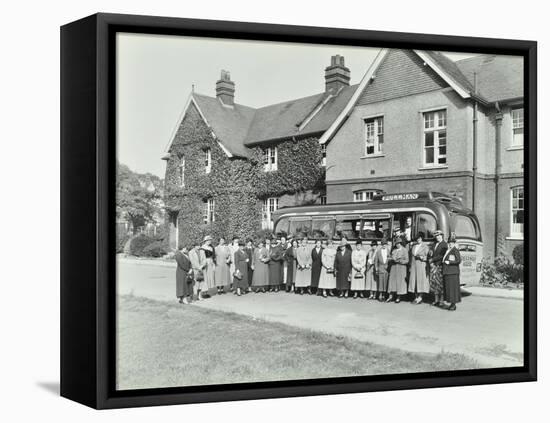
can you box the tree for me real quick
[116,162,164,234]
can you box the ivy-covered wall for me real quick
[164,102,325,248]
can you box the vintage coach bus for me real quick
[271,192,483,286]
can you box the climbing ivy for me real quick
[163,103,325,248]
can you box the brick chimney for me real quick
[325,55,350,93]
[216,70,235,106]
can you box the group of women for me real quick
[175,230,462,311]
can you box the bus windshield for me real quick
[452,213,481,240]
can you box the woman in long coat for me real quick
[232,241,249,296]
[387,238,409,303]
[295,238,312,294]
[214,238,231,294]
[310,239,323,295]
[365,241,378,299]
[334,240,352,297]
[429,230,448,306]
[318,239,336,297]
[374,239,391,302]
[442,236,462,310]
[175,246,193,304]
[408,233,430,304]
[351,240,368,298]
[251,240,269,292]
[200,236,216,292]
[283,240,298,292]
[189,243,206,300]
[267,239,284,292]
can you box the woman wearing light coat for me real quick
[408,233,430,304]
[295,238,312,294]
[318,239,336,297]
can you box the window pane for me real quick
[438,130,447,145]
[425,147,434,164]
[274,217,289,237]
[289,218,312,239]
[334,215,362,240]
[425,132,434,147]
[424,112,434,128]
[438,110,447,127]
[311,219,335,239]
[362,218,391,240]
[416,213,437,239]
[376,117,384,134]
[453,215,479,239]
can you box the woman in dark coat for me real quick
[387,237,409,303]
[175,245,194,304]
[442,235,462,310]
[283,240,298,292]
[429,230,448,307]
[232,241,249,296]
[334,239,352,298]
[310,239,323,295]
[268,238,284,292]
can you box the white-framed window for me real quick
[262,197,279,229]
[263,146,278,172]
[321,144,327,166]
[511,107,524,147]
[178,156,185,187]
[320,195,327,205]
[203,198,215,224]
[204,148,212,174]
[364,116,384,156]
[353,189,380,202]
[423,109,447,166]
[510,186,524,238]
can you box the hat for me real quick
[370,240,378,247]
[381,237,389,244]
[433,230,443,237]
[203,235,213,242]
[448,235,457,243]
[394,237,404,245]
[416,231,425,240]
[356,240,362,245]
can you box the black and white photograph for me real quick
[115,33,526,390]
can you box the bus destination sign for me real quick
[381,193,420,201]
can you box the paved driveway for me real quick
[117,259,524,368]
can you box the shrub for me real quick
[512,243,524,266]
[142,241,168,258]
[127,234,156,257]
[480,254,524,287]
[116,231,131,254]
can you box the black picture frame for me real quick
[60,12,537,409]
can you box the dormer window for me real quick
[263,146,278,172]
[204,148,212,174]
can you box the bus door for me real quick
[451,213,483,286]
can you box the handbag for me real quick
[233,269,243,280]
[354,271,364,279]
[195,270,204,282]
[186,274,194,284]
[326,268,334,274]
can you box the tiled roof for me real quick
[190,85,359,156]
[192,93,256,158]
[454,55,524,103]
[422,51,476,95]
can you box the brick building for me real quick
[162,56,357,249]
[321,49,524,257]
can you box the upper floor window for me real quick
[511,186,524,238]
[364,116,384,156]
[263,146,278,172]
[320,195,327,205]
[262,197,279,229]
[423,109,447,167]
[511,107,524,147]
[179,156,185,187]
[321,144,327,166]
[204,148,212,174]
[203,198,215,224]
[353,189,381,202]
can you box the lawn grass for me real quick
[116,294,479,390]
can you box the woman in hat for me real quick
[200,235,216,294]
[365,241,378,299]
[442,235,462,311]
[408,232,430,304]
[351,240,367,298]
[175,245,194,304]
[374,238,391,301]
[232,241,249,296]
[251,239,269,293]
[214,237,231,295]
[283,239,298,292]
[318,239,337,297]
[295,238,312,294]
[387,237,409,303]
[429,230,448,307]
[334,237,352,298]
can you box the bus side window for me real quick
[362,218,391,240]
[289,218,312,239]
[334,215,361,240]
[416,213,437,240]
[311,218,335,240]
[274,217,289,238]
